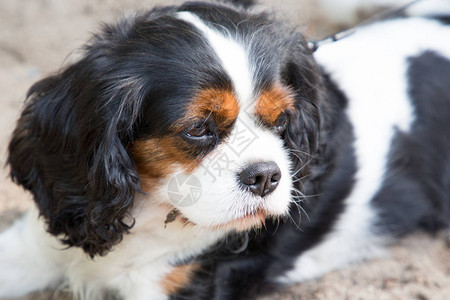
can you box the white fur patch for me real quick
[0,206,224,300]
[406,0,450,17]
[0,210,63,298]
[176,12,254,107]
[279,18,450,283]
[62,199,224,300]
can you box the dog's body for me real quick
[1,1,449,300]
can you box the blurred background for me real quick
[0,0,449,299]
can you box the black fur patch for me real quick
[373,51,450,234]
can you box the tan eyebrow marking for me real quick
[177,88,240,132]
[255,85,295,125]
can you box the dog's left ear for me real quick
[8,36,143,257]
[281,43,322,181]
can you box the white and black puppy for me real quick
[1,1,449,299]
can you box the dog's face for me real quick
[130,11,298,230]
[132,85,295,230]
[8,2,321,256]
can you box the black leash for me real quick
[308,0,424,52]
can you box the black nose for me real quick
[238,161,281,197]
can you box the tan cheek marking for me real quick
[255,85,295,125]
[130,137,201,192]
[161,263,199,295]
[176,88,240,132]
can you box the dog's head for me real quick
[8,2,321,256]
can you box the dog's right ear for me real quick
[7,44,143,257]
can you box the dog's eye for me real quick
[187,123,210,138]
[184,120,217,142]
[180,120,219,155]
[273,112,288,135]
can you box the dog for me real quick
[1,1,449,299]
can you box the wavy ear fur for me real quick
[281,43,322,187]
[7,23,144,257]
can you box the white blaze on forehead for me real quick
[176,11,254,106]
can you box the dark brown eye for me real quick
[183,120,218,150]
[184,120,218,142]
[273,112,288,134]
[187,123,209,138]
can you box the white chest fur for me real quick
[0,200,225,300]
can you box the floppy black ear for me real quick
[281,46,322,186]
[8,44,142,257]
